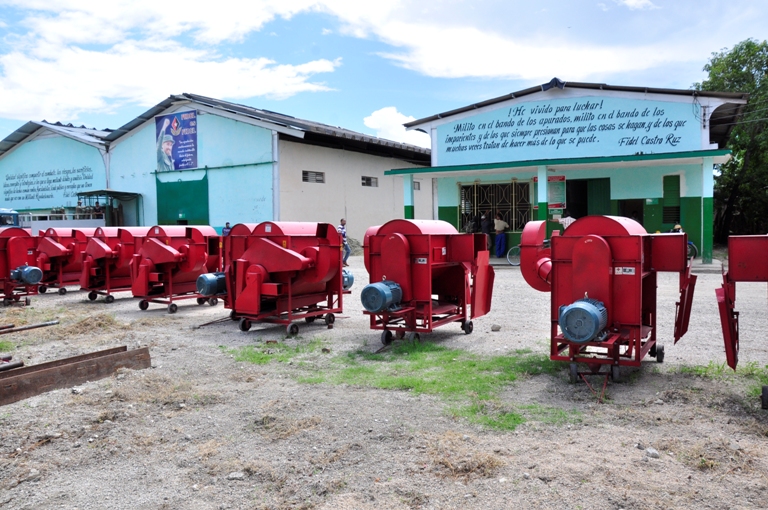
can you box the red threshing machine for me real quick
[130,225,221,313]
[196,222,352,336]
[36,227,96,295]
[360,219,494,345]
[0,227,42,306]
[80,227,151,303]
[520,216,697,382]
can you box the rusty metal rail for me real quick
[0,346,151,406]
[0,320,59,336]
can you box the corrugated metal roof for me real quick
[0,121,109,159]
[404,77,749,147]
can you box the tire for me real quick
[406,332,420,342]
[196,297,206,305]
[230,310,238,321]
[507,245,521,266]
[105,295,115,304]
[687,242,698,259]
[611,365,621,382]
[168,303,178,314]
[461,320,474,334]
[58,287,67,295]
[305,316,316,324]
[208,298,218,306]
[238,318,251,332]
[88,291,98,301]
[649,343,657,358]
[39,285,47,294]
[656,345,665,363]
[324,313,335,326]
[139,300,149,311]
[761,386,768,410]
[3,298,12,307]
[381,330,393,345]
[569,363,579,384]
[24,297,31,306]
[287,323,299,336]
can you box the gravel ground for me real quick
[1,254,768,509]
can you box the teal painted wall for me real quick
[0,135,106,211]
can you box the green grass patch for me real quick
[676,360,768,400]
[0,340,14,353]
[223,338,325,365]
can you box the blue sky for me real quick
[0,0,764,148]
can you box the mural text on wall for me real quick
[3,166,94,204]
[437,96,703,166]
[155,110,198,172]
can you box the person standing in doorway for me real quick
[480,211,493,251]
[222,222,232,236]
[338,218,351,267]
[494,212,509,258]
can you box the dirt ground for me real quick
[2,254,768,510]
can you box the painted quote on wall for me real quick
[3,166,95,205]
[437,96,702,166]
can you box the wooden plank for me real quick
[0,347,151,406]
[0,346,127,381]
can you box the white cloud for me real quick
[363,107,430,148]
[615,0,659,10]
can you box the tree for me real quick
[696,39,768,241]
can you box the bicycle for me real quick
[687,241,698,259]
[507,245,521,266]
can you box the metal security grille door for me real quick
[460,182,530,232]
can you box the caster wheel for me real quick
[88,291,98,301]
[139,300,149,311]
[381,330,393,345]
[656,345,665,363]
[761,386,768,410]
[58,287,67,295]
[287,323,299,336]
[39,285,47,294]
[324,313,335,326]
[396,330,406,339]
[24,297,31,306]
[569,363,579,384]
[611,365,621,382]
[406,332,420,342]
[461,320,474,334]
[230,310,238,321]
[305,316,316,323]
[238,318,251,332]
[105,295,115,304]
[649,343,657,358]
[168,303,178,314]
[3,298,12,307]
[196,297,206,305]
[208,298,218,306]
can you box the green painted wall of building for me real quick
[404,205,414,219]
[644,203,663,233]
[587,178,611,215]
[438,206,459,228]
[702,197,713,263]
[157,174,210,225]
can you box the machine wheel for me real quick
[649,343,657,358]
[88,291,98,301]
[461,320,474,334]
[58,287,67,295]
[287,323,300,336]
[24,297,31,306]
[656,345,665,363]
[305,316,317,323]
[208,298,218,306]
[611,365,621,382]
[324,313,335,326]
[3,298,12,307]
[230,310,238,321]
[196,297,206,305]
[381,330,393,345]
[39,285,47,294]
[406,332,420,342]
[238,318,251,332]
[139,300,149,311]
[761,386,768,410]
[105,295,115,304]
[168,303,178,314]
[569,363,579,384]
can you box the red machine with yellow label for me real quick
[80,226,151,303]
[520,216,696,382]
[130,225,221,313]
[197,222,349,336]
[361,219,494,345]
[0,227,42,306]
[36,227,96,295]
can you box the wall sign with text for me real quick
[155,111,198,172]
[436,96,702,166]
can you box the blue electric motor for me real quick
[10,265,43,285]
[361,280,402,313]
[342,268,354,291]
[196,272,227,297]
[558,297,608,343]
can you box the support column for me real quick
[272,132,280,221]
[537,165,548,220]
[702,156,714,264]
[403,174,415,219]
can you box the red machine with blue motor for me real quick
[130,225,221,313]
[520,216,697,382]
[197,222,351,335]
[361,219,494,345]
[80,226,151,303]
[36,227,96,295]
[0,227,42,306]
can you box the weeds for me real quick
[676,360,768,400]
[224,338,325,365]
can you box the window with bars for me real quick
[302,170,325,183]
[662,175,680,225]
[459,182,531,232]
[362,176,378,187]
[413,181,421,191]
